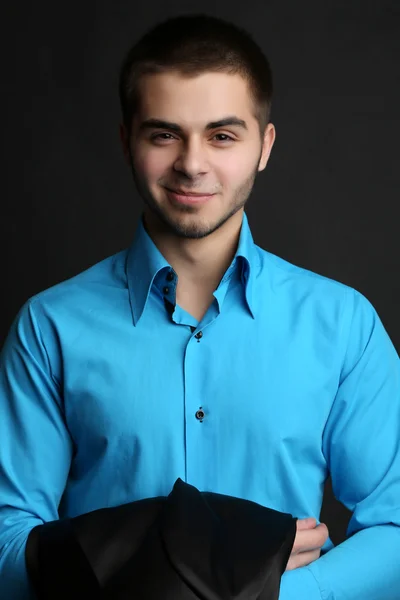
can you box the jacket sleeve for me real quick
[0,298,73,599]
[279,288,400,600]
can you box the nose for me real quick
[173,138,209,178]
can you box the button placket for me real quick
[183,321,211,488]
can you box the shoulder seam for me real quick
[27,297,61,391]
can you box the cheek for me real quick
[215,151,258,185]
[133,148,171,181]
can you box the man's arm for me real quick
[0,298,73,598]
[279,288,400,600]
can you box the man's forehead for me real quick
[139,71,253,106]
[135,73,257,131]
[139,70,248,89]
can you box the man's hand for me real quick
[285,518,329,571]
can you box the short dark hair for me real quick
[119,14,273,136]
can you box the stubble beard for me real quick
[129,153,261,240]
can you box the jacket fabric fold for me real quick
[26,478,297,599]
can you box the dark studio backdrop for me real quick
[2,1,400,546]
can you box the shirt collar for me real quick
[126,212,261,325]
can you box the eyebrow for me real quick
[138,116,248,133]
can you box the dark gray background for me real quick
[2,0,400,545]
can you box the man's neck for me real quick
[143,209,244,289]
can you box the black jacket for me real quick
[26,478,297,599]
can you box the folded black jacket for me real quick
[25,477,297,600]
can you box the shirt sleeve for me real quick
[0,298,73,598]
[279,287,400,600]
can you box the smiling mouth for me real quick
[166,187,215,196]
[164,187,216,205]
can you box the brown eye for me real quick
[151,133,176,141]
[213,133,234,142]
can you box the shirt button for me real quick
[195,408,205,421]
[195,331,203,339]
[163,286,169,295]
[166,271,174,281]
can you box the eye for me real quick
[151,133,177,142]
[213,133,235,142]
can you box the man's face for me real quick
[121,71,275,239]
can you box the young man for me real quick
[1,14,399,599]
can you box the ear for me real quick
[119,123,131,165]
[258,123,276,172]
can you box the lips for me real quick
[164,187,216,205]
[166,188,214,196]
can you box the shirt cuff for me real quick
[279,566,323,600]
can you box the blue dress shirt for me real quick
[1,212,399,599]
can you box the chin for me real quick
[163,215,214,240]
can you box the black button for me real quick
[195,331,203,339]
[163,286,169,295]
[166,271,174,281]
[195,409,205,420]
